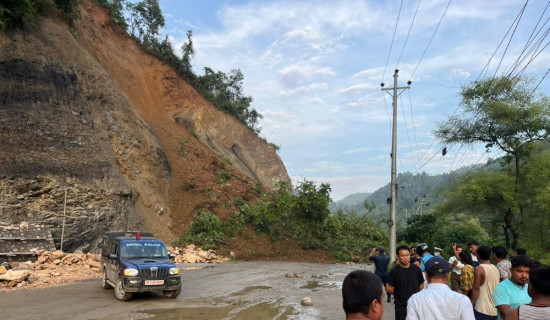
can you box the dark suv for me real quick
[100,231,181,301]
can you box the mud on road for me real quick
[0,262,396,320]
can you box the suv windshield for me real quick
[120,241,168,259]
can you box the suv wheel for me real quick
[102,269,112,289]
[114,277,133,301]
[163,287,182,298]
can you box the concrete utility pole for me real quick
[381,69,411,263]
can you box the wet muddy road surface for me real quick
[0,262,396,319]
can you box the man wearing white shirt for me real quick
[406,256,475,320]
[449,244,465,292]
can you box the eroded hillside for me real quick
[0,0,290,252]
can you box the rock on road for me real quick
[0,262,396,320]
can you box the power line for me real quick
[475,0,530,83]
[492,1,529,78]
[381,0,404,84]
[414,0,534,172]
[507,1,550,77]
[530,67,550,96]
[396,0,422,68]
[408,0,452,81]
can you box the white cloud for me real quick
[280,83,328,97]
[163,0,550,201]
[339,83,379,95]
[342,147,371,154]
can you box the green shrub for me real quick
[233,197,245,207]
[232,181,388,261]
[181,210,225,250]
[215,170,232,183]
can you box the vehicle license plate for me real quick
[145,280,164,285]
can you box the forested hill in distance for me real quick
[329,163,489,220]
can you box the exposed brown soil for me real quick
[0,0,336,263]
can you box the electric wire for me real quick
[492,1,528,79]
[474,0,529,83]
[408,0,452,81]
[381,0,404,84]
[380,90,393,130]
[415,0,532,172]
[511,35,550,80]
[396,0,422,68]
[507,1,550,78]
[530,67,550,97]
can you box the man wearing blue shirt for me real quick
[369,246,391,302]
[416,243,434,272]
[493,255,533,320]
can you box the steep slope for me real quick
[0,0,290,252]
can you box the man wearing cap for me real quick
[434,247,445,259]
[406,256,475,320]
[416,243,434,272]
[369,246,391,302]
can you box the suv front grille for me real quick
[139,267,169,278]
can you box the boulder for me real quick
[197,249,210,260]
[301,297,313,306]
[0,266,7,275]
[50,250,66,260]
[0,269,31,282]
[183,252,197,263]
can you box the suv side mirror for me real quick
[169,253,176,262]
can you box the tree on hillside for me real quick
[180,30,194,80]
[521,145,550,255]
[95,0,127,29]
[197,67,262,134]
[435,76,550,249]
[126,0,164,46]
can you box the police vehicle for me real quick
[100,231,181,301]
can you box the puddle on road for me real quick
[299,281,339,291]
[230,285,271,296]
[141,300,295,320]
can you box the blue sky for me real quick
[158,0,550,201]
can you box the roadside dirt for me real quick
[0,262,391,320]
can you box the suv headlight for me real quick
[124,268,139,276]
[169,267,180,275]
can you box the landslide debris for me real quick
[0,246,229,292]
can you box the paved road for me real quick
[0,262,396,319]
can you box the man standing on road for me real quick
[369,246,391,302]
[471,245,499,320]
[342,270,385,320]
[386,245,425,320]
[494,255,533,320]
[492,246,511,282]
[406,256,475,320]
[416,243,434,272]
[449,243,465,292]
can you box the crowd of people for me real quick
[343,242,550,320]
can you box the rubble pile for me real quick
[167,244,231,264]
[0,249,101,291]
[0,245,231,292]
